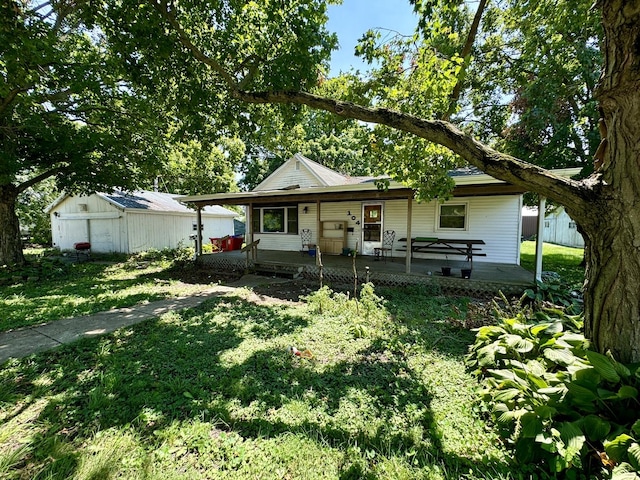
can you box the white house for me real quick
[47,190,238,253]
[178,155,584,273]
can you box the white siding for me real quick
[51,194,235,253]
[544,208,585,248]
[252,195,523,264]
[127,211,234,253]
[201,216,236,244]
[254,160,320,190]
[50,194,123,251]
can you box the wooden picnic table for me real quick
[397,237,486,264]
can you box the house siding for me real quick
[254,160,320,191]
[254,195,522,263]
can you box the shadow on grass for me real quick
[0,291,512,479]
[0,261,214,332]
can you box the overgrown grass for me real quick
[520,241,585,286]
[0,251,214,332]
[0,285,517,479]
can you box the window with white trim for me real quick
[252,206,298,233]
[437,203,467,230]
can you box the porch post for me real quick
[535,196,546,282]
[316,199,321,248]
[196,206,203,256]
[405,194,412,274]
[247,203,253,244]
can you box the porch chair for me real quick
[381,230,395,262]
[300,229,313,256]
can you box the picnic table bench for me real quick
[397,237,486,264]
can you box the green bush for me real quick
[467,305,640,477]
[523,278,583,314]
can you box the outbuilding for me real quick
[47,190,238,254]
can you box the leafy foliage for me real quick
[523,279,583,314]
[156,138,242,195]
[468,304,640,477]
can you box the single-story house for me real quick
[47,190,238,253]
[177,153,580,274]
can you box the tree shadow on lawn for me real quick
[1,293,510,478]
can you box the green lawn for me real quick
[0,253,215,332]
[520,241,585,286]
[0,285,517,479]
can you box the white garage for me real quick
[47,190,238,253]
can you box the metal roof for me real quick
[99,190,237,216]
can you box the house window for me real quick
[569,221,576,229]
[545,221,550,228]
[437,203,467,230]
[252,206,298,234]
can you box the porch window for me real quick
[437,203,467,230]
[252,206,298,234]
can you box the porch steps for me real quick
[253,261,304,279]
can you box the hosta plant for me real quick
[467,306,640,478]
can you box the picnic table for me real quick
[397,237,486,265]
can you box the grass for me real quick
[0,284,518,479]
[520,240,585,286]
[0,251,216,332]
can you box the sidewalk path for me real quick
[0,275,295,364]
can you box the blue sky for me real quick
[326,0,417,75]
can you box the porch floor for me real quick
[200,249,535,295]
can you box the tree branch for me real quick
[235,89,591,210]
[17,167,67,194]
[443,0,487,121]
[149,1,237,88]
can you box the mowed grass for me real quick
[520,241,585,286]
[0,286,516,479]
[0,253,215,332]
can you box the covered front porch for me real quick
[198,248,535,296]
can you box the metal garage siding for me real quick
[127,212,194,252]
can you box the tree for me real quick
[46,0,640,361]
[156,138,242,195]
[16,177,58,246]
[463,0,602,172]
[238,96,379,190]
[0,0,179,266]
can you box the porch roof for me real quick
[177,175,526,207]
[178,167,582,207]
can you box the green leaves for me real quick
[469,305,640,477]
[587,351,621,383]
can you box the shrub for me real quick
[522,279,583,314]
[467,305,640,478]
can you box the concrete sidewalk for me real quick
[0,275,298,364]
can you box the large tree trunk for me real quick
[0,185,25,267]
[581,219,640,363]
[581,0,640,363]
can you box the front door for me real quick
[362,203,383,255]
